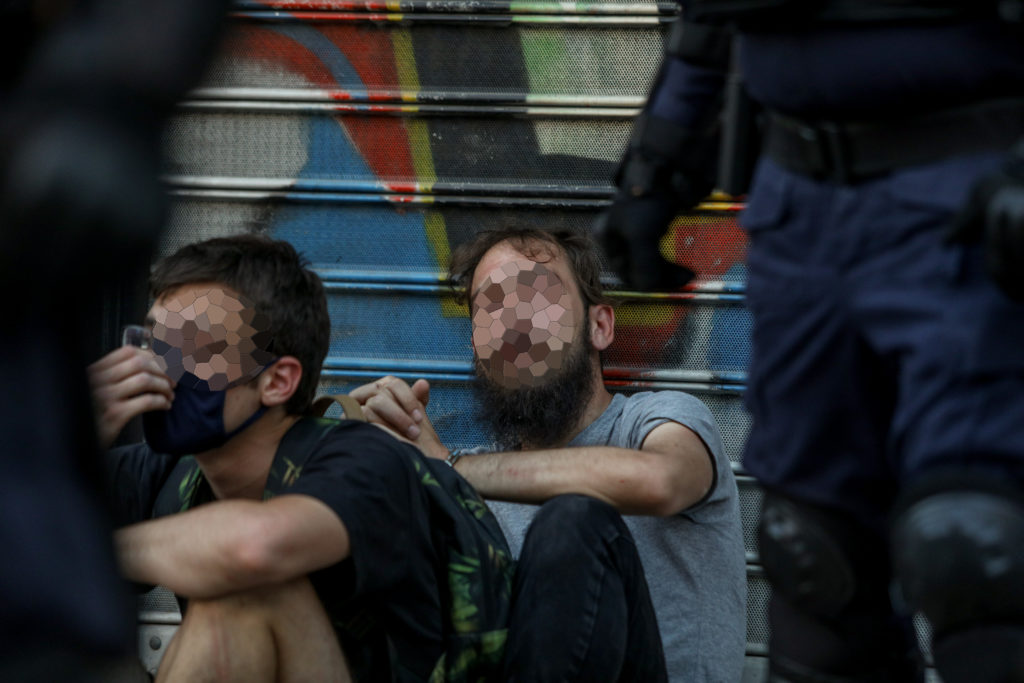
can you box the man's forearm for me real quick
[454,445,697,516]
[116,500,282,599]
[117,494,350,599]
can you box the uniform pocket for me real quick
[740,159,793,235]
[879,153,1004,216]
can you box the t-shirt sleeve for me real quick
[104,443,178,528]
[280,422,438,597]
[622,391,730,511]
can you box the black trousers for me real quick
[501,495,668,682]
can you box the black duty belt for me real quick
[763,98,1024,184]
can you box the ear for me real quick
[257,356,303,408]
[588,304,615,351]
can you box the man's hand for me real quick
[349,376,449,460]
[594,113,717,291]
[88,345,173,449]
[594,196,696,292]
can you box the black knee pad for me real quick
[891,482,1024,682]
[757,493,859,619]
[758,493,920,680]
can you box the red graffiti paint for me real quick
[608,214,746,368]
[251,0,391,9]
[227,25,337,87]
[226,24,418,183]
[668,213,747,280]
[386,182,420,193]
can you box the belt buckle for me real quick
[797,121,851,184]
[819,122,851,184]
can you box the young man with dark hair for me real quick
[354,227,747,682]
[90,235,513,682]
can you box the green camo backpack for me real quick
[151,396,513,682]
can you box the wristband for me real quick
[445,450,462,468]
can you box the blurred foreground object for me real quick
[600,1,1024,681]
[0,1,226,678]
[950,139,1024,301]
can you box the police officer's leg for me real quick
[891,475,1024,683]
[741,161,920,681]
[758,492,921,682]
[872,154,1024,683]
[502,494,667,683]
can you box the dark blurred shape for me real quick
[609,2,1024,682]
[593,111,710,291]
[950,139,1024,301]
[0,0,226,677]
[594,16,729,292]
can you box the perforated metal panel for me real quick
[164,109,632,190]
[200,21,666,101]
[137,587,181,616]
[914,613,935,666]
[738,479,763,560]
[746,572,772,651]
[162,197,747,287]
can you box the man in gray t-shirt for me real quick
[353,227,746,681]
[488,390,745,681]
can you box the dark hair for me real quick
[149,235,329,415]
[448,227,610,310]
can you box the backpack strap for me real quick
[311,393,366,422]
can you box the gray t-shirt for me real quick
[486,392,747,682]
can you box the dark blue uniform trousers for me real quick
[740,152,1024,676]
[742,153,1024,529]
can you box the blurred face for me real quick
[468,241,596,448]
[470,245,584,390]
[141,283,278,455]
[148,283,275,391]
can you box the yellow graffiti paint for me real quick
[615,302,676,326]
[391,30,461,319]
[391,29,437,184]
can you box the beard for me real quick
[472,333,597,450]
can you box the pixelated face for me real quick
[148,284,275,392]
[471,258,579,389]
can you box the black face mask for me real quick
[472,332,596,450]
[142,372,268,456]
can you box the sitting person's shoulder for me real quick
[619,390,715,423]
[298,416,427,467]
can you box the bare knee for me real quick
[186,577,317,618]
[159,578,344,683]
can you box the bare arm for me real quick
[455,421,714,517]
[351,377,714,516]
[115,494,349,599]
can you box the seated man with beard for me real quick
[352,227,747,682]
